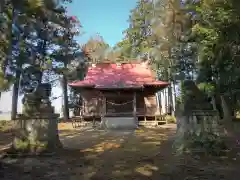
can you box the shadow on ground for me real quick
[1,123,240,180]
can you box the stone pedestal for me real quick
[11,113,62,154]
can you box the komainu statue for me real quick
[174,80,225,155]
[20,65,53,115]
[11,65,61,154]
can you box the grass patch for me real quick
[0,120,14,132]
[165,115,176,124]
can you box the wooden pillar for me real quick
[101,95,106,128]
[103,96,106,116]
[133,91,138,127]
[143,96,146,122]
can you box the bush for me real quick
[174,131,227,156]
[0,120,14,131]
[236,111,240,118]
[165,115,176,124]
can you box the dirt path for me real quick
[1,124,240,180]
[0,132,13,152]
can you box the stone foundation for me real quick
[100,117,137,129]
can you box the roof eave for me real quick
[69,84,95,88]
[95,86,143,90]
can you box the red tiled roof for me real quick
[69,63,169,89]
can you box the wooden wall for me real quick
[143,93,158,115]
[80,89,103,116]
[79,89,158,117]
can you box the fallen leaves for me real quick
[135,129,144,133]
[58,123,74,130]
[81,142,121,153]
[135,164,159,176]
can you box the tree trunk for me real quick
[11,70,21,120]
[62,75,69,121]
[168,82,173,115]
[11,8,22,120]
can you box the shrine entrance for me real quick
[105,92,134,117]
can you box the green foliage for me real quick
[1,0,82,85]
[13,138,29,151]
[165,115,176,124]
[0,72,12,92]
[0,0,83,120]
[179,80,185,104]
[81,35,110,63]
[0,120,14,131]
[81,34,136,63]
[113,39,134,60]
[125,0,154,58]
[186,0,240,92]
[198,83,215,96]
[13,137,48,153]
[118,0,240,100]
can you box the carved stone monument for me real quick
[11,65,62,154]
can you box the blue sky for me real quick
[67,0,137,47]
